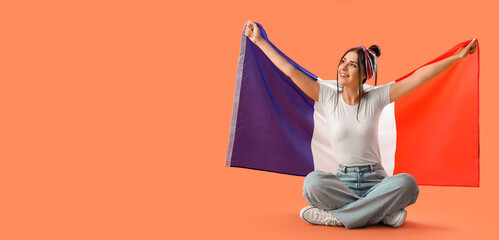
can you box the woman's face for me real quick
[338,51,365,88]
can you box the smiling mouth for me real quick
[340,73,349,78]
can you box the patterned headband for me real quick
[354,46,377,83]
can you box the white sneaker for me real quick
[382,209,407,227]
[300,206,342,226]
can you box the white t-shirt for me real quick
[317,81,391,166]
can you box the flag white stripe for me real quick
[379,101,397,176]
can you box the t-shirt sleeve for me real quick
[370,83,391,108]
[317,81,337,110]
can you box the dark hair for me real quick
[333,45,381,121]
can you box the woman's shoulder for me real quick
[316,79,340,107]
[318,79,340,89]
[365,82,393,94]
[364,82,394,106]
[318,79,340,96]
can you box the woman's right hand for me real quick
[245,20,263,44]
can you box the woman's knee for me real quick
[303,171,329,197]
[392,173,419,195]
[391,173,419,206]
[303,171,341,209]
[303,171,322,192]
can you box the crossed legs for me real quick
[302,170,419,229]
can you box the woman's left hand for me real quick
[455,39,477,60]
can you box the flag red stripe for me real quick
[393,40,480,187]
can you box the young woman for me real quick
[244,20,477,229]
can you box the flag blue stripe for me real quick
[226,22,318,176]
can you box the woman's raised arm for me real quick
[245,20,319,101]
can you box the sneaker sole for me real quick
[389,209,407,228]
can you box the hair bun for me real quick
[369,45,381,58]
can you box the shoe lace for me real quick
[314,209,339,226]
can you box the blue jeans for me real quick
[302,164,419,229]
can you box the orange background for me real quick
[1,0,498,239]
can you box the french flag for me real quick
[226,22,480,187]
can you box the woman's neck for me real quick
[342,85,360,105]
